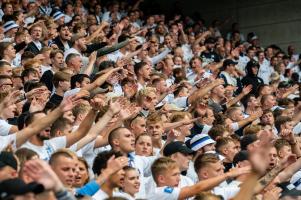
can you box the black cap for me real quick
[223,59,238,68]
[204,37,216,44]
[240,134,258,150]
[0,178,44,198]
[0,151,18,170]
[278,81,291,89]
[233,150,249,166]
[163,141,194,157]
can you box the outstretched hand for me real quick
[23,159,64,192]
[60,95,81,112]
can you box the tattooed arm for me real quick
[254,164,283,193]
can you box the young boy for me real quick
[149,157,249,200]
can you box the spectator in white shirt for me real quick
[134,61,151,90]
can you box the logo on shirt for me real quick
[164,187,174,194]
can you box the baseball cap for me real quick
[189,134,215,151]
[0,178,44,199]
[163,141,193,157]
[233,150,249,166]
[204,37,216,44]
[223,59,238,68]
[0,151,18,170]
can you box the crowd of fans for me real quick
[0,0,301,199]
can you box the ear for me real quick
[56,130,63,137]
[278,150,283,158]
[198,170,208,180]
[58,81,63,87]
[112,138,120,147]
[157,174,165,185]
[75,81,81,88]
[222,147,228,156]
[77,113,84,122]
[170,154,177,161]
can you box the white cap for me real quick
[190,134,215,151]
[52,11,65,21]
[3,21,19,33]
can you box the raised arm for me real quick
[150,48,170,65]
[74,100,121,150]
[236,111,262,129]
[65,108,98,148]
[226,85,252,108]
[82,51,97,76]
[82,67,121,92]
[96,39,130,57]
[16,96,77,147]
[179,167,250,199]
[188,78,224,105]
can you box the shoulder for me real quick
[148,186,180,200]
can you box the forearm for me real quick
[150,48,170,65]
[231,172,260,200]
[188,82,219,104]
[226,93,244,108]
[96,40,129,57]
[125,49,142,60]
[16,107,63,147]
[94,120,123,148]
[179,30,188,44]
[82,61,94,76]
[83,70,115,91]
[254,165,283,193]
[66,109,98,147]
[291,142,301,158]
[237,116,256,128]
[180,173,229,199]
[277,158,301,183]
[164,122,183,132]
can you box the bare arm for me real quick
[188,78,224,105]
[85,22,109,44]
[276,156,301,183]
[254,164,283,193]
[75,109,116,150]
[65,109,98,147]
[179,167,250,199]
[82,67,121,92]
[226,85,252,108]
[15,96,77,147]
[236,112,262,128]
[193,31,211,46]
[231,172,260,200]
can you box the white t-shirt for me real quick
[148,186,180,200]
[172,97,189,109]
[212,181,240,200]
[145,174,194,198]
[0,119,12,136]
[21,136,67,161]
[92,189,125,200]
[257,59,273,84]
[0,134,16,152]
[106,50,125,62]
[293,122,301,135]
[128,153,159,199]
[186,161,198,183]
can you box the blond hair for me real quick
[151,157,178,184]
